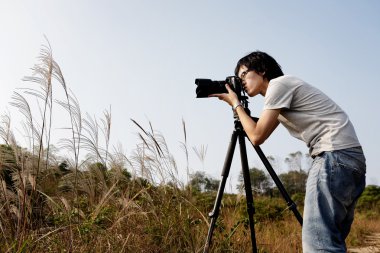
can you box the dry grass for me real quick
[347,214,380,248]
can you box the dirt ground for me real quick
[348,233,380,253]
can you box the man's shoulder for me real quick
[268,75,303,92]
[270,75,305,85]
[269,76,316,94]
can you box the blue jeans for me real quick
[302,147,366,252]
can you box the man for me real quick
[211,51,366,252]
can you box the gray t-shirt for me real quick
[264,75,360,157]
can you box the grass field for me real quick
[1,44,379,253]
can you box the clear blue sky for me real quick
[1,1,379,190]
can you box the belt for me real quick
[311,151,325,159]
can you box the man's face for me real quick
[237,65,267,97]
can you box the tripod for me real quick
[203,106,303,253]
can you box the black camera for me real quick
[195,76,243,98]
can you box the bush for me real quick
[356,185,380,212]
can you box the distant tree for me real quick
[204,177,219,191]
[278,170,308,195]
[285,151,303,171]
[281,151,310,195]
[266,155,280,173]
[284,151,313,172]
[237,167,271,194]
[357,185,380,211]
[188,171,219,192]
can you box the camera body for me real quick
[195,76,243,98]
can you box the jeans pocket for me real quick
[331,162,365,206]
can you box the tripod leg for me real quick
[203,130,238,253]
[253,145,303,225]
[238,132,258,253]
[249,117,303,225]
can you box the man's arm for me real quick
[235,106,281,146]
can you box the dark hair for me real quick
[234,51,284,81]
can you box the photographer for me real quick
[211,51,366,252]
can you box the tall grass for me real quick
[0,44,379,253]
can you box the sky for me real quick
[1,1,379,192]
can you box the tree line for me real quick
[189,151,311,196]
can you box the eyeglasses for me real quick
[239,69,251,80]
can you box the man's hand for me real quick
[208,84,240,107]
